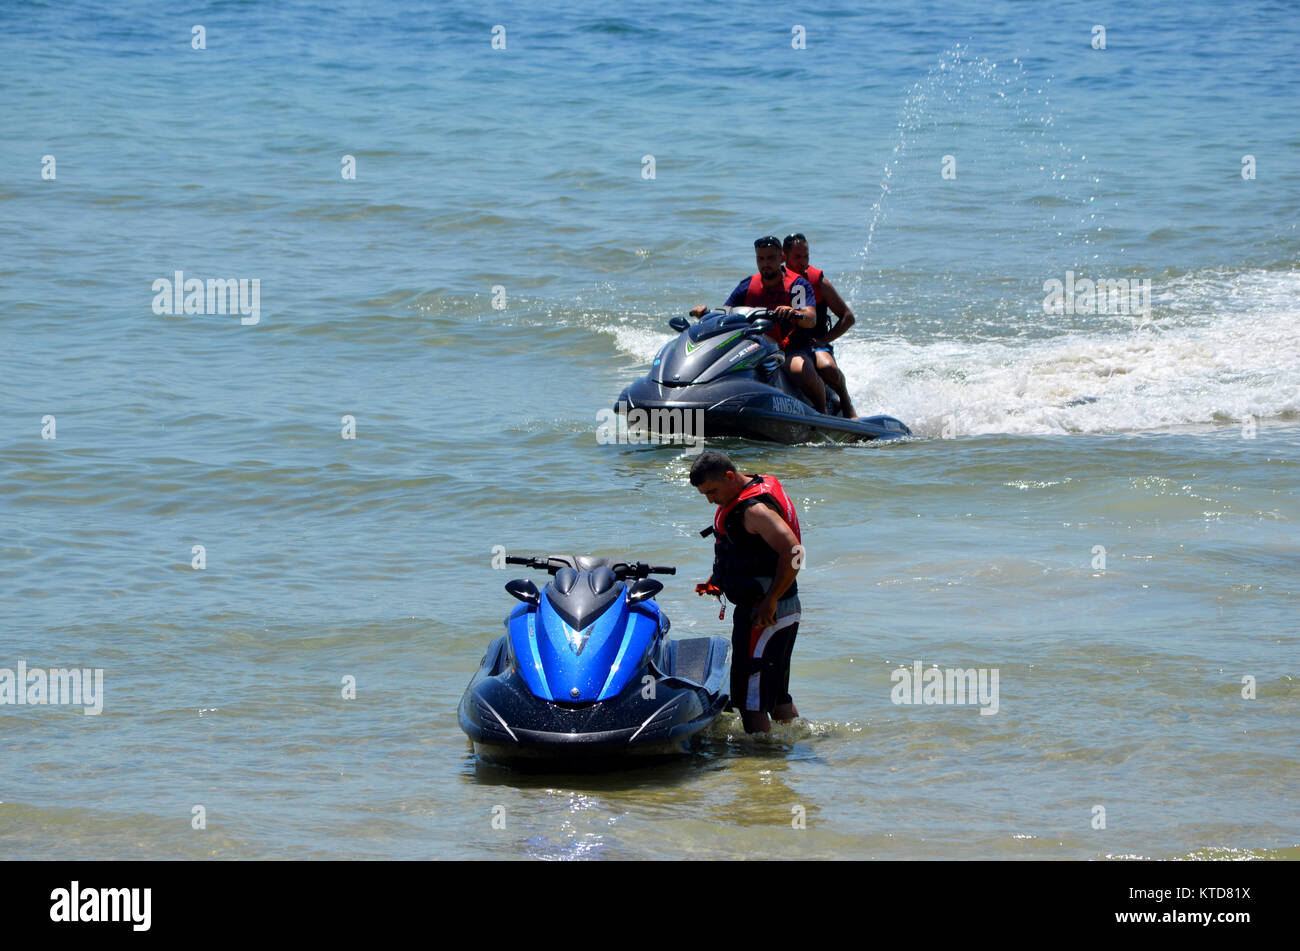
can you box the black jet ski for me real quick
[615,307,911,444]
[458,554,731,767]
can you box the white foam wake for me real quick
[604,268,1300,437]
[838,269,1300,436]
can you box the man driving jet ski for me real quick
[688,235,823,404]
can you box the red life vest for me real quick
[791,265,824,305]
[743,269,804,346]
[784,264,830,346]
[713,474,802,542]
[743,268,800,309]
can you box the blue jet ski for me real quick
[458,554,731,766]
[616,308,912,444]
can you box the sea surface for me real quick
[1,0,1297,860]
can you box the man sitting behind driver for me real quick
[782,232,859,418]
[688,235,822,403]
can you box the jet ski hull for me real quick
[615,309,911,444]
[618,376,911,444]
[459,633,730,766]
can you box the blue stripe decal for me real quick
[526,611,552,700]
[597,609,638,700]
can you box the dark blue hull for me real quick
[619,375,911,444]
[458,634,730,766]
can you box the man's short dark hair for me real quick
[782,232,808,252]
[690,450,737,485]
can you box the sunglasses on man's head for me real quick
[753,235,782,249]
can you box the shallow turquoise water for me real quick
[1,0,1297,859]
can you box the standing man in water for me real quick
[690,450,802,734]
[782,233,860,419]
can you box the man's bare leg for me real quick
[772,701,799,724]
[741,710,771,734]
[815,351,857,418]
[786,353,827,413]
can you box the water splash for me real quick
[851,45,1099,299]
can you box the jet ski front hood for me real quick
[653,317,771,387]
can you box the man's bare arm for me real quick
[817,276,855,345]
[743,503,802,627]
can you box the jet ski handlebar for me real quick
[740,308,792,335]
[505,555,675,579]
[686,307,790,338]
[695,307,789,323]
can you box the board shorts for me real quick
[786,343,834,365]
[729,583,801,714]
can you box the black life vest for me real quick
[704,475,802,604]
